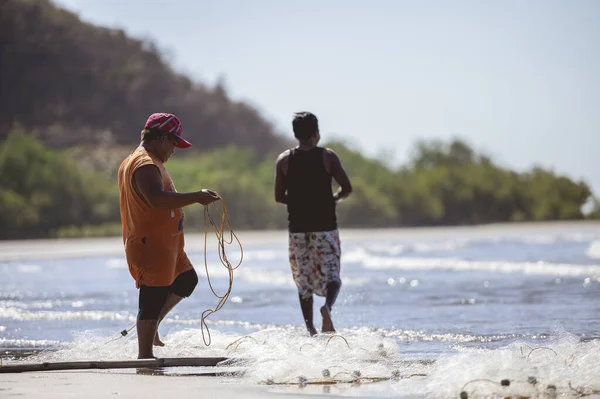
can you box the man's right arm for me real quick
[326,149,353,203]
[274,151,289,204]
[133,165,219,209]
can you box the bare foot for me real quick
[320,306,335,333]
[153,332,165,347]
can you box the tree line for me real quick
[0,126,597,240]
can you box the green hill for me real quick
[0,0,290,153]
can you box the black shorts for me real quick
[138,269,198,320]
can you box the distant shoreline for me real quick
[1,220,598,262]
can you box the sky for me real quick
[53,0,599,194]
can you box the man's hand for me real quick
[326,149,352,202]
[197,189,220,205]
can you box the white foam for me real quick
[235,249,281,261]
[105,258,126,269]
[423,332,600,398]
[28,300,55,309]
[361,256,600,277]
[237,269,294,286]
[7,326,599,397]
[342,247,371,263]
[0,298,104,311]
[206,330,600,398]
[0,338,61,348]
[586,240,600,259]
[16,264,42,273]
[341,326,545,344]
[0,308,281,332]
[555,232,600,243]
[411,240,468,252]
[102,248,275,271]
[0,307,135,322]
[485,231,599,244]
[195,266,368,288]
[342,240,468,261]
[344,232,600,261]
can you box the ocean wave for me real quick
[343,232,599,259]
[357,254,600,277]
[3,327,597,398]
[0,338,60,349]
[0,263,44,273]
[0,307,135,322]
[586,240,600,259]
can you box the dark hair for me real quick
[292,112,319,140]
[141,128,169,142]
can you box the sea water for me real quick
[1,223,599,397]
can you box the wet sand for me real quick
[0,371,339,399]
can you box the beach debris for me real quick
[527,376,537,386]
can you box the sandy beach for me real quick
[0,370,341,399]
[2,220,598,262]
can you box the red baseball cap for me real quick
[144,113,192,149]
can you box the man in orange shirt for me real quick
[118,113,220,359]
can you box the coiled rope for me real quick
[104,198,243,347]
[200,198,243,346]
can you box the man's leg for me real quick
[137,285,169,359]
[154,269,199,346]
[289,232,318,336]
[299,294,318,336]
[153,293,183,346]
[324,281,341,311]
[318,230,342,333]
[320,281,340,333]
[136,320,159,358]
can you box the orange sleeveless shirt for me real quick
[117,148,192,288]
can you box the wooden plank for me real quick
[0,356,230,374]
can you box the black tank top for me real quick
[286,147,337,233]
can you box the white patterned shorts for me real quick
[288,229,341,299]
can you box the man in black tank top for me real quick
[274,112,353,336]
